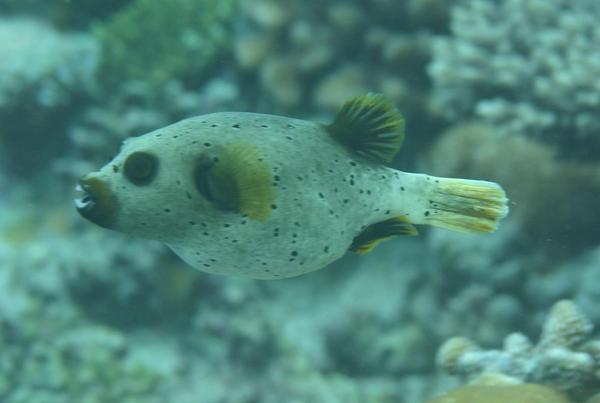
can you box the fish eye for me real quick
[123,151,158,186]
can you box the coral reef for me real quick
[0,18,98,177]
[436,300,599,401]
[428,0,600,159]
[0,202,167,402]
[230,0,450,160]
[0,18,97,108]
[2,0,600,402]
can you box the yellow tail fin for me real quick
[425,178,509,233]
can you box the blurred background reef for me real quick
[0,0,599,402]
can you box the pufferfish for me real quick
[76,94,508,279]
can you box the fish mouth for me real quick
[74,176,118,229]
[74,183,96,213]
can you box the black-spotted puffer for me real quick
[76,94,508,279]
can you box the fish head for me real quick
[75,127,222,242]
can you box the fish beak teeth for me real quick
[74,176,118,228]
[74,183,96,212]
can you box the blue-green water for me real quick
[1,0,599,402]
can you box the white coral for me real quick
[429,0,600,146]
[0,18,98,108]
[436,300,599,395]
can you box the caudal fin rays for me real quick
[425,178,509,233]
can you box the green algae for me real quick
[93,0,237,90]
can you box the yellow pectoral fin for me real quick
[203,142,275,220]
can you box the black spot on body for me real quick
[232,124,241,128]
[424,211,430,216]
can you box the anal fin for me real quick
[350,215,418,255]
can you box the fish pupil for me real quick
[123,151,158,186]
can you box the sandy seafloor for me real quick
[1,0,600,402]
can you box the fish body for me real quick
[76,95,508,279]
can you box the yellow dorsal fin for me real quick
[206,142,275,220]
[350,215,418,255]
[326,93,405,164]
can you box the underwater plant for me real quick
[93,0,237,90]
